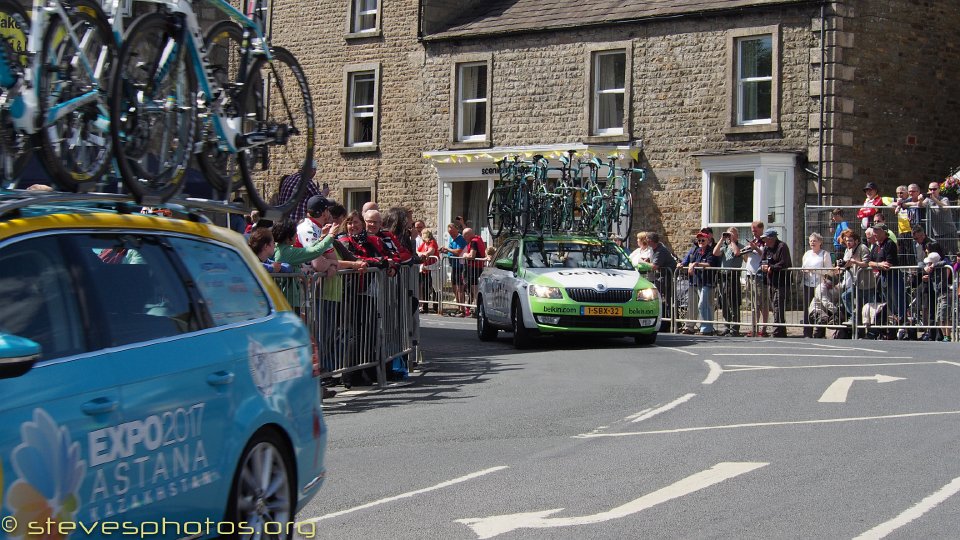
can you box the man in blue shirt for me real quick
[831,208,849,253]
[439,222,468,316]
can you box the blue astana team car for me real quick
[0,193,326,539]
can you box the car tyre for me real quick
[224,430,296,539]
[512,300,532,349]
[477,298,498,341]
[634,332,657,346]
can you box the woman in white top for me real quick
[801,232,832,337]
[629,231,653,268]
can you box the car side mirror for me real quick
[635,262,653,272]
[0,333,40,379]
[495,259,514,271]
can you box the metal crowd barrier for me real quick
[668,264,957,339]
[432,255,484,316]
[805,204,960,263]
[271,265,420,387]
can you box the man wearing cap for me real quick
[859,182,884,229]
[295,195,341,278]
[864,224,905,338]
[680,230,720,335]
[276,160,321,224]
[759,228,792,337]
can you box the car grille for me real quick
[565,288,632,303]
[554,316,643,329]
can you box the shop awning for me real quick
[423,143,641,165]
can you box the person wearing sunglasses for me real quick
[679,230,720,335]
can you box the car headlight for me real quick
[636,287,660,301]
[528,284,563,299]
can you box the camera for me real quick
[721,231,731,238]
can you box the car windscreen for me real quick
[523,241,634,270]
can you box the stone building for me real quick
[230,1,960,253]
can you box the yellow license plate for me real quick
[581,306,623,316]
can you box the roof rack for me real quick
[0,190,247,223]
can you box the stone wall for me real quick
[269,0,435,220]
[824,0,960,203]
[419,8,819,251]
[262,0,960,253]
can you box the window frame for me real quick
[584,43,632,143]
[345,0,381,38]
[0,234,87,361]
[341,63,381,152]
[726,25,780,134]
[699,152,797,249]
[450,54,493,148]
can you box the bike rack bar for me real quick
[0,190,249,223]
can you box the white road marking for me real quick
[818,375,906,403]
[574,410,960,438]
[798,342,888,353]
[687,345,878,352]
[853,475,960,540]
[653,345,699,356]
[714,353,912,359]
[300,466,509,523]
[456,462,768,539]
[703,360,723,385]
[629,393,696,423]
[724,362,936,372]
[939,360,960,368]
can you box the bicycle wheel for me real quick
[515,182,531,236]
[487,185,510,238]
[610,192,633,242]
[0,0,31,188]
[196,20,244,195]
[237,46,314,220]
[39,2,115,190]
[110,12,198,205]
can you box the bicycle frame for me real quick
[149,0,273,154]
[0,0,109,134]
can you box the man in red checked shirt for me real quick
[276,161,325,224]
[461,228,486,317]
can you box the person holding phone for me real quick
[713,227,742,336]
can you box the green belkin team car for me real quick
[476,234,661,348]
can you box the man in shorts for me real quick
[461,228,486,318]
[439,222,467,315]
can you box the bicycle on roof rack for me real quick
[486,151,644,241]
[0,0,116,191]
[109,0,315,219]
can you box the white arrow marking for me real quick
[703,359,723,384]
[456,462,767,538]
[818,374,905,403]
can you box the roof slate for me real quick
[425,0,815,40]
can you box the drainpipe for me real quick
[817,0,827,205]
[417,0,424,41]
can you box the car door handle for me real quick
[206,371,235,387]
[81,397,118,416]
